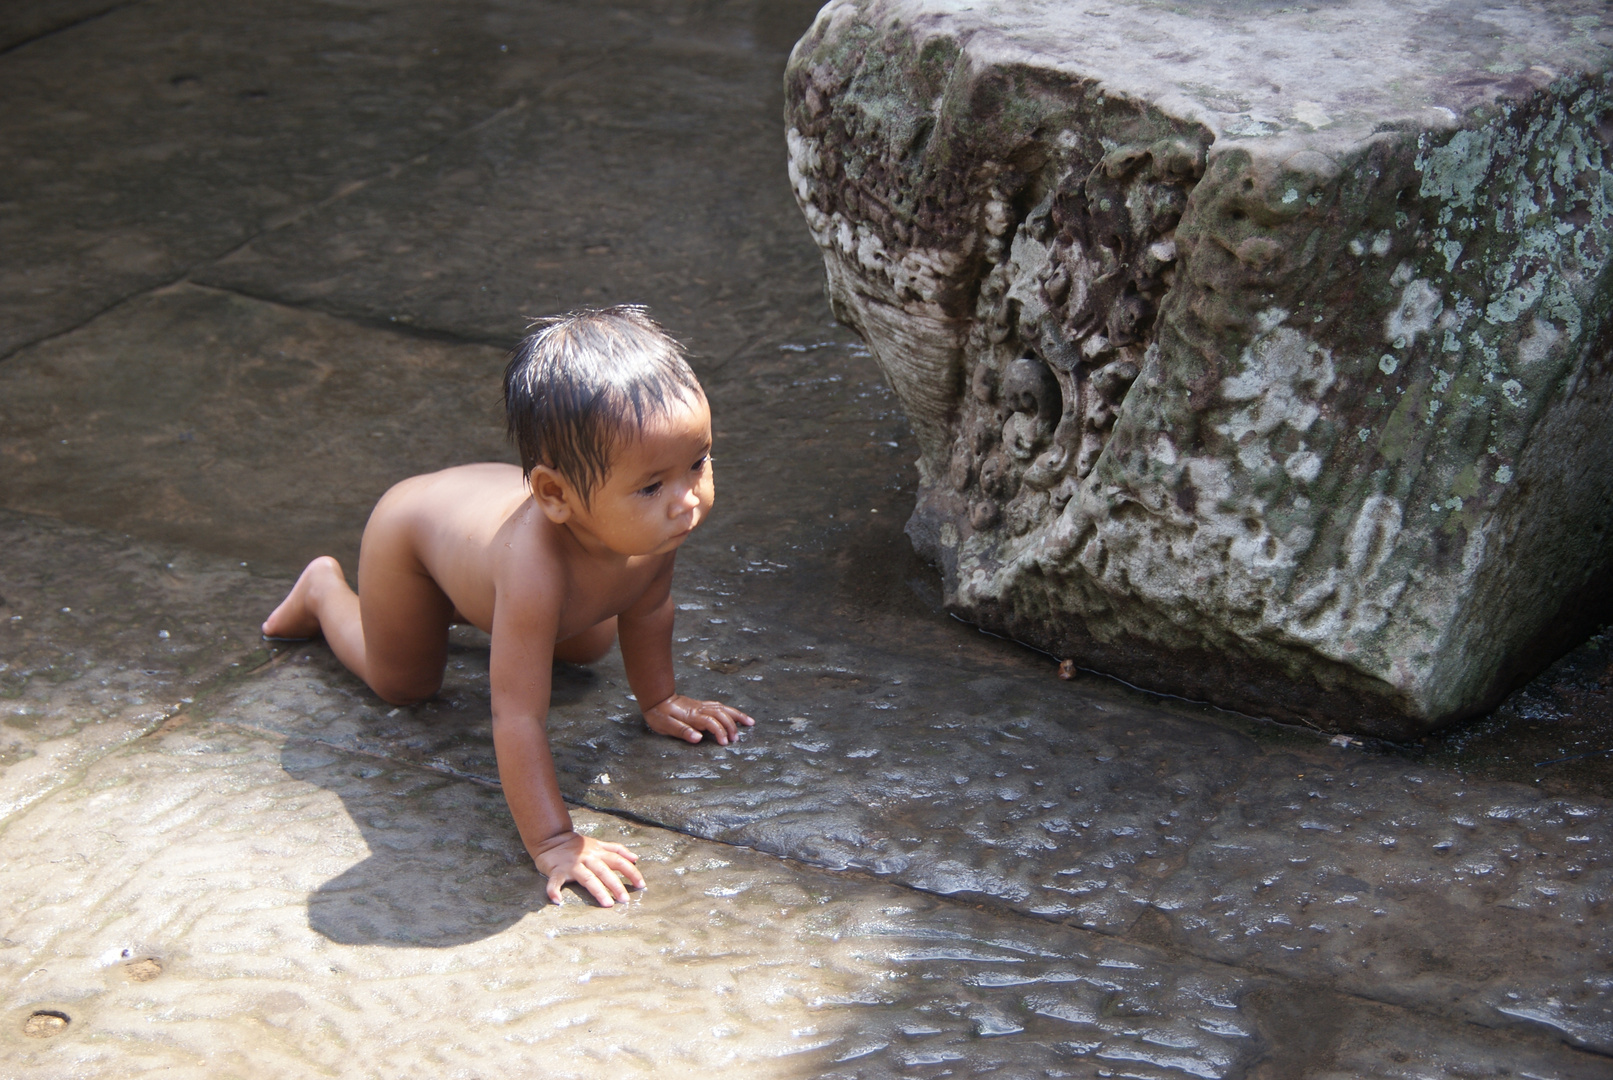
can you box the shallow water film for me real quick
[0,1,1609,1076]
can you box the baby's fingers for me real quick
[597,840,639,862]
[580,859,631,906]
[686,707,737,745]
[647,712,702,743]
[598,844,645,888]
[717,702,756,728]
[668,714,705,743]
[599,849,647,891]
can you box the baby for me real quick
[262,305,753,907]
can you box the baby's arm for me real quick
[617,560,755,745]
[489,583,644,907]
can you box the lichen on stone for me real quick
[788,0,1613,735]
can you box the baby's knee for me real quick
[370,674,442,707]
[554,618,617,665]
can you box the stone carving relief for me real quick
[953,138,1205,538]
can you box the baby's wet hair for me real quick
[504,305,704,500]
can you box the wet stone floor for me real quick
[0,2,1610,1077]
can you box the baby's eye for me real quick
[691,454,709,471]
[637,481,663,497]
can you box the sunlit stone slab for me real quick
[0,721,1601,1078]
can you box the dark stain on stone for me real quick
[1241,984,1348,1077]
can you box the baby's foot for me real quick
[262,556,341,640]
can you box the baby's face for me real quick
[568,394,714,557]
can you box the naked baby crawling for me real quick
[263,306,752,906]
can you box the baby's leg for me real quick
[349,512,455,705]
[553,617,617,665]
[262,503,452,705]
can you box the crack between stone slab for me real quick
[0,102,527,366]
[0,712,182,833]
[0,52,613,366]
[0,0,146,60]
[186,281,516,352]
[138,646,289,740]
[0,639,285,831]
[220,721,505,788]
[197,93,539,270]
[174,50,619,350]
[0,283,185,366]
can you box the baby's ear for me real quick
[529,467,574,523]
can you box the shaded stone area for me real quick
[1426,632,1613,794]
[195,5,826,355]
[1,0,1611,1075]
[0,0,129,54]
[0,0,599,358]
[784,0,1613,736]
[0,285,512,571]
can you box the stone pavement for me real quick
[0,2,1609,1077]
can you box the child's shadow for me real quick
[279,656,601,948]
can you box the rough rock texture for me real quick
[785,0,1613,736]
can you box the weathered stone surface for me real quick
[3,719,1604,1079]
[785,0,1613,736]
[0,284,511,572]
[1148,753,1613,1052]
[211,568,1613,1053]
[0,0,127,54]
[193,0,827,358]
[0,509,280,824]
[0,0,635,360]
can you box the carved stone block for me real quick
[785,0,1613,736]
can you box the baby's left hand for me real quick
[644,694,754,746]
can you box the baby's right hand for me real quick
[529,831,644,907]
